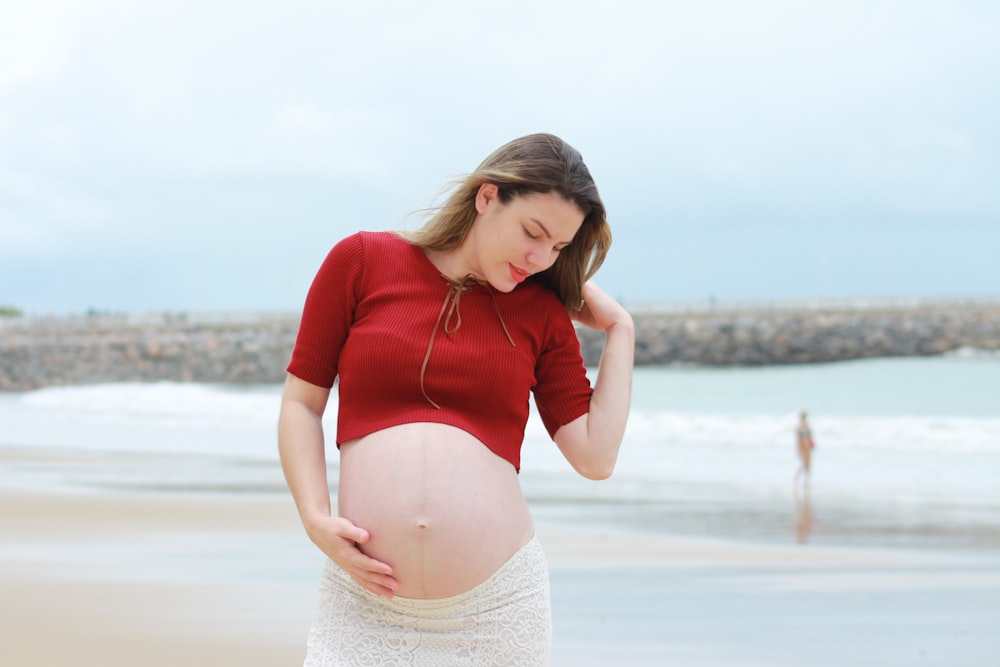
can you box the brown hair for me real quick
[403,133,611,311]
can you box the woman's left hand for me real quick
[571,281,632,333]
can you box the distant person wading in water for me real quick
[794,410,815,492]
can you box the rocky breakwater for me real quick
[576,300,1000,367]
[0,313,300,391]
[1,300,998,391]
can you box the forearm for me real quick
[278,401,333,534]
[278,392,397,595]
[583,315,635,471]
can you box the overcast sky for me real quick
[1,0,998,315]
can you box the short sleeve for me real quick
[286,233,366,388]
[532,303,593,438]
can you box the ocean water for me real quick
[2,353,999,549]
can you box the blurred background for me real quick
[2,0,999,591]
[1,0,997,315]
[2,3,999,665]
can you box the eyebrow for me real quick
[529,218,572,246]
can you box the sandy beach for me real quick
[3,360,1000,666]
[3,479,998,667]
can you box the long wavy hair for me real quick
[403,133,611,311]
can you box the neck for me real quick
[424,246,482,284]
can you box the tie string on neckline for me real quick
[420,274,516,409]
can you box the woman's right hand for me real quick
[307,514,398,598]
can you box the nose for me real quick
[526,245,559,271]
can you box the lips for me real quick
[509,264,529,284]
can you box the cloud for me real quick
[0,2,82,91]
[1,1,998,312]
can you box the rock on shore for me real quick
[2,301,998,391]
[0,313,298,391]
[579,300,1000,367]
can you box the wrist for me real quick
[605,312,635,336]
[301,507,333,535]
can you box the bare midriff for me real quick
[337,422,535,599]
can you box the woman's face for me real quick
[470,184,584,293]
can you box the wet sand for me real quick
[2,487,998,666]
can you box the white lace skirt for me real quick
[303,537,551,667]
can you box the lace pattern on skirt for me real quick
[303,537,551,666]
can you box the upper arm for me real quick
[551,413,590,472]
[280,373,332,419]
[286,234,366,388]
[532,300,592,438]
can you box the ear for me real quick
[474,183,499,214]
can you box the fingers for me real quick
[344,551,397,598]
[331,516,368,544]
[351,550,394,577]
[576,281,629,331]
[330,519,398,597]
[355,566,399,598]
[581,280,603,299]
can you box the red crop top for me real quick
[286,231,593,471]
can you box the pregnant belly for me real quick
[337,423,534,599]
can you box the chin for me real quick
[476,268,506,292]
[492,281,517,293]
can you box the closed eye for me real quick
[524,222,570,252]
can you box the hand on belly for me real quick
[337,424,534,598]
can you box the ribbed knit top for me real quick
[286,231,593,472]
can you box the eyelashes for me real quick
[523,226,568,252]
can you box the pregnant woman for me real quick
[278,133,634,666]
